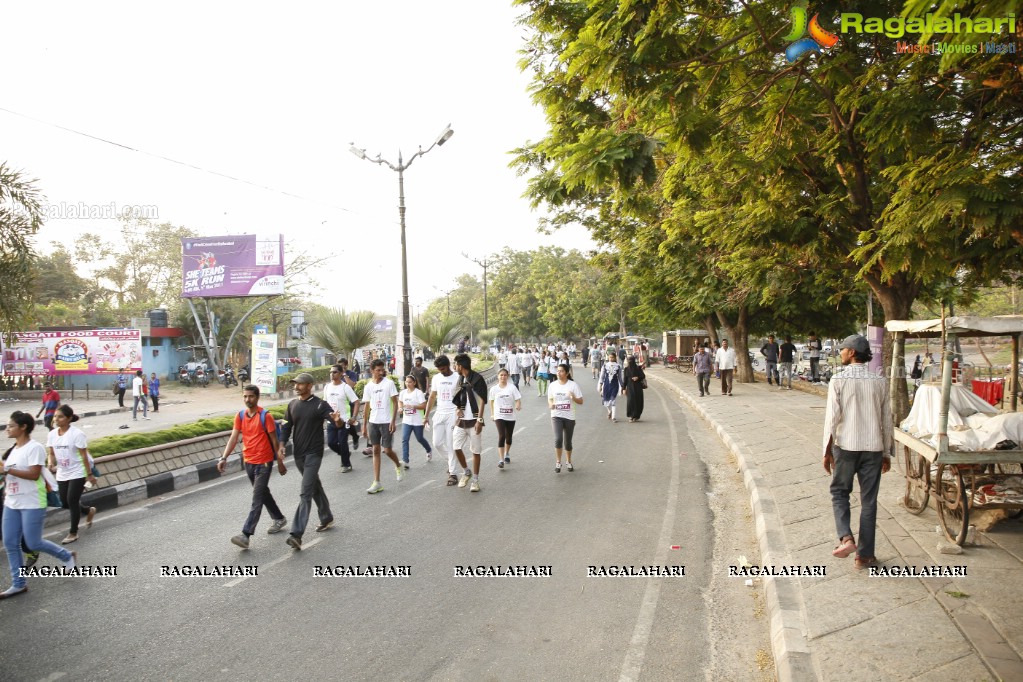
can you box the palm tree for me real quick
[309,308,377,364]
[414,315,461,354]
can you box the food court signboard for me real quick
[2,330,143,376]
[181,234,285,298]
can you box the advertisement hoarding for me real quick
[2,330,143,376]
[182,234,285,298]
[251,333,279,394]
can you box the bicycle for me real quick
[675,355,694,373]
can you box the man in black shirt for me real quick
[451,353,489,492]
[411,357,431,393]
[779,336,797,390]
[760,334,780,386]
[278,372,343,550]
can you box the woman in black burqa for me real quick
[623,355,646,422]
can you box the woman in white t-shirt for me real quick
[46,405,97,544]
[2,411,77,599]
[547,363,584,473]
[399,375,432,467]
[489,368,522,469]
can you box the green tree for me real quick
[0,163,43,333]
[413,315,461,353]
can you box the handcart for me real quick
[886,316,1023,545]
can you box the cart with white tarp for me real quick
[886,316,1023,545]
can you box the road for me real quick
[2,378,771,681]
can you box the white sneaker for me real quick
[367,481,384,494]
[63,550,77,571]
[395,466,404,482]
[458,473,472,488]
[469,479,480,492]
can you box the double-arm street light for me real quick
[350,124,454,379]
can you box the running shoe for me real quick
[286,535,302,550]
[64,550,77,571]
[340,466,354,473]
[0,585,27,599]
[427,452,433,462]
[367,481,384,494]
[498,460,505,469]
[470,479,480,493]
[396,466,404,482]
[555,463,561,473]
[446,474,458,486]
[231,534,250,549]
[268,518,288,534]
[504,456,510,465]
[24,551,39,568]
[315,520,334,532]
[403,461,410,470]
[363,447,373,456]
[567,463,574,472]
[458,473,472,488]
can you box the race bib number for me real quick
[374,396,385,410]
[58,455,71,469]
[327,396,341,411]
[404,407,417,415]
[440,388,451,401]
[555,402,570,412]
[500,406,513,415]
[7,478,18,495]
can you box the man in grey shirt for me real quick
[760,334,780,386]
[692,344,712,397]
[822,335,893,570]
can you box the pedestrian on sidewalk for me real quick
[536,350,552,397]
[361,359,404,494]
[324,365,361,473]
[114,370,127,408]
[424,355,460,486]
[489,368,521,469]
[36,382,61,430]
[712,341,722,379]
[715,340,737,396]
[623,355,646,422]
[451,353,489,492]
[279,373,343,550]
[761,335,780,386]
[338,358,363,454]
[1,411,78,599]
[581,343,590,368]
[148,373,160,412]
[822,335,893,571]
[808,331,823,382]
[46,405,97,545]
[591,343,602,380]
[548,363,584,472]
[399,374,431,468]
[410,357,430,393]
[131,370,150,420]
[506,346,521,390]
[218,385,288,549]
[779,336,797,390]
[693,344,712,396]
[519,348,533,387]
[598,352,623,421]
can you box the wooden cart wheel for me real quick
[902,445,930,515]
[935,464,970,545]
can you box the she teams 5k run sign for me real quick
[181,234,285,298]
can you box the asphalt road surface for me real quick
[2,378,770,681]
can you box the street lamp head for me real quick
[349,145,367,160]
[435,125,454,146]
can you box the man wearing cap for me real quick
[715,339,737,396]
[278,372,344,550]
[822,334,893,570]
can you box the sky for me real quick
[1,1,595,319]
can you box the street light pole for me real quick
[350,124,454,379]
[463,253,492,329]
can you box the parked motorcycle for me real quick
[238,365,250,383]
[178,366,191,386]
[196,366,209,387]
[220,366,238,387]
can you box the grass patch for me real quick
[945,590,970,599]
[90,405,287,457]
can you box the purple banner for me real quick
[182,234,285,298]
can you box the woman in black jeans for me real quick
[45,405,97,544]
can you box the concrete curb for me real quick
[648,373,818,682]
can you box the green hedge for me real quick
[89,405,288,457]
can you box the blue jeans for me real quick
[290,452,330,539]
[243,462,285,536]
[766,361,779,384]
[830,447,883,559]
[326,422,352,467]
[132,395,148,419]
[3,506,73,588]
[401,424,431,463]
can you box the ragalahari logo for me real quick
[785,2,840,62]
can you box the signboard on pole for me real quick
[2,330,143,376]
[867,325,885,374]
[251,333,278,394]
[182,234,285,298]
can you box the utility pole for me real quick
[463,253,492,328]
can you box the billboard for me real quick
[182,234,285,298]
[251,333,279,394]
[2,330,143,376]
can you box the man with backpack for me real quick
[218,385,289,549]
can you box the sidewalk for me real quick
[649,367,1023,682]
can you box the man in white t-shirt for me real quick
[131,370,149,421]
[518,348,533,387]
[324,364,361,472]
[715,339,738,396]
[497,349,507,370]
[424,355,461,486]
[360,359,403,494]
[505,348,521,389]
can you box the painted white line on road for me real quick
[387,479,435,505]
[619,387,681,682]
[223,536,323,587]
[534,412,546,421]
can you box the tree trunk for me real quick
[702,314,719,346]
[866,272,919,424]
